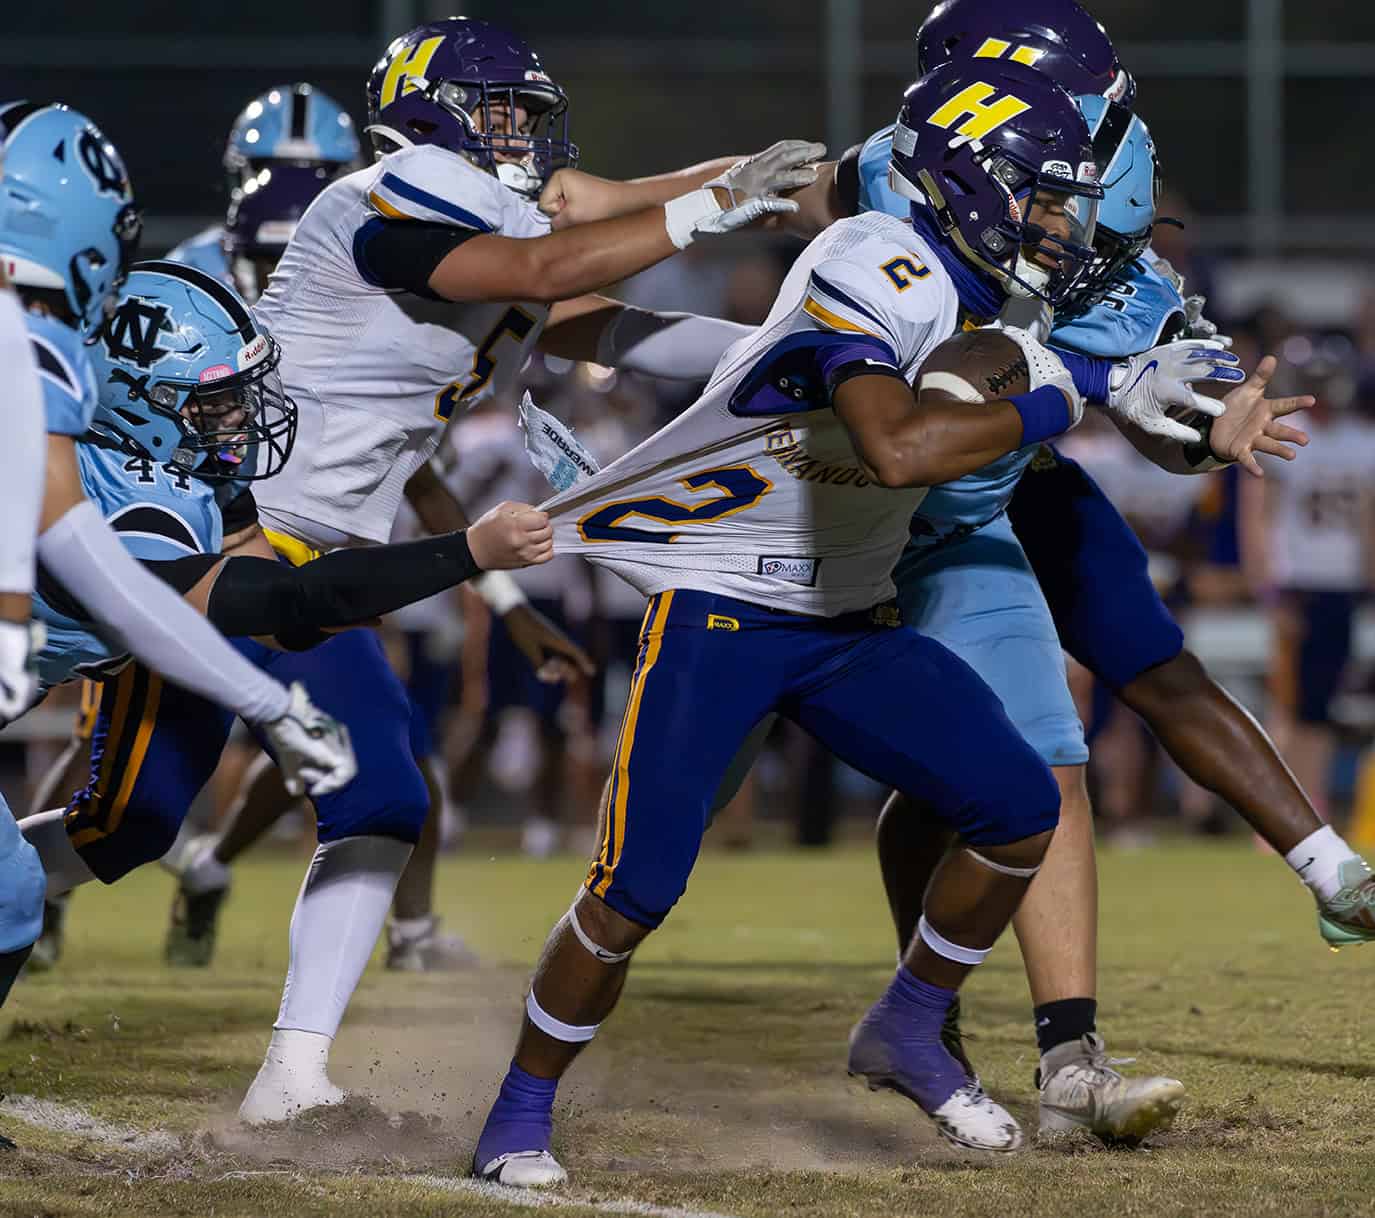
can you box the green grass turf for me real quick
[0,838,1372,1216]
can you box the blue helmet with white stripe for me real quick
[89,261,296,482]
[224,83,360,188]
[0,102,141,343]
[1058,95,1160,320]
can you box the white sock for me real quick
[275,835,413,1038]
[258,1027,333,1080]
[1285,825,1365,902]
[18,809,96,896]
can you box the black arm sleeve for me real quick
[143,552,225,595]
[835,143,864,218]
[355,220,484,298]
[203,530,482,648]
[218,486,260,535]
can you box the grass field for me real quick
[0,838,1373,1217]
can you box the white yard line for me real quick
[0,1094,180,1154]
[0,1095,744,1218]
[414,1174,744,1218]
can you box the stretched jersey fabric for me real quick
[27,312,98,438]
[253,143,551,549]
[856,123,1186,545]
[543,212,958,617]
[32,444,221,690]
[165,224,234,289]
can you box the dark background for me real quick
[2,1,1370,252]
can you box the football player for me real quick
[532,0,1332,1142]
[167,82,360,295]
[0,267,50,1005]
[0,100,357,821]
[15,259,554,1004]
[469,62,1276,1185]
[31,15,823,1124]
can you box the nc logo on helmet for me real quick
[103,297,172,368]
[77,129,130,199]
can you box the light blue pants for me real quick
[894,512,1089,768]
[0,791,45,953]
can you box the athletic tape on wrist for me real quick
[473,570,527,615]
[567,902,633,964]
[664,189,722,250]
[918,915,991,966]
[965,847,1042,878]
[525,989,600,1044]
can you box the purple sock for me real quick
[884,966,956,1034]
[851,967,966,1113]
[474,1062,558,1170]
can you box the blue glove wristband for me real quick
[1049,346,1111,404]
[1008,384,1074,446]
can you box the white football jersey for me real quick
[544,212,959,616]
[1267,417,1375,590]
[254,144,551,548]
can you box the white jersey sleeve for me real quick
[252,144,550,550]
[543,212,959,617]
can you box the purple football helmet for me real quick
[917,0,1135,106]
[224,164,332,301]
[365,17,577,198]
[889,60,1103,307]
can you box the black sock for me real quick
[0,945,33,1009]
[1033,997,1097,1056]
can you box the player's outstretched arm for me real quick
[538,141,824,229]
[539,295,752,381]
[156,501,553,649]
[33,436,354,796]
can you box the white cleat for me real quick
[1038,1033,1184,1142]
[237,1029,348,1125]
[930,1083,1024,1152]
[475,1149,568,1188]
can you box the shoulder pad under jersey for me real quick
[363,144,511,234]
[1051,256,1187,358]
[26,313,98,437]
[856,126,907,222]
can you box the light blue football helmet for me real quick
[0,101,141,342]
[223,82,360,185]
[88,261,296,482]
[1059,94,1160,319]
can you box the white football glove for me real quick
[999,326,1085,428]
[1103,339,1243,444]
[1181,294,1228,343]
[704,139,826,206]
[0,619,43,725]
[260,681,357,798]
[664,139,825,250]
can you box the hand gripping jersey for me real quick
[165,225,235,289]
[543,211,958,616]
[253,143,551,549]
[856,125,1186,546]
[33,442,221,690]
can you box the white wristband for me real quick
[664,189,722,251]
[473,570,527,616]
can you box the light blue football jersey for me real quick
[26,312,99,438]
[855,125,1186,545]
[165,224,234,288]
[33,443,222,689]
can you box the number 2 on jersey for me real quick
[579,464,773,544]
[433,305,537,422]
